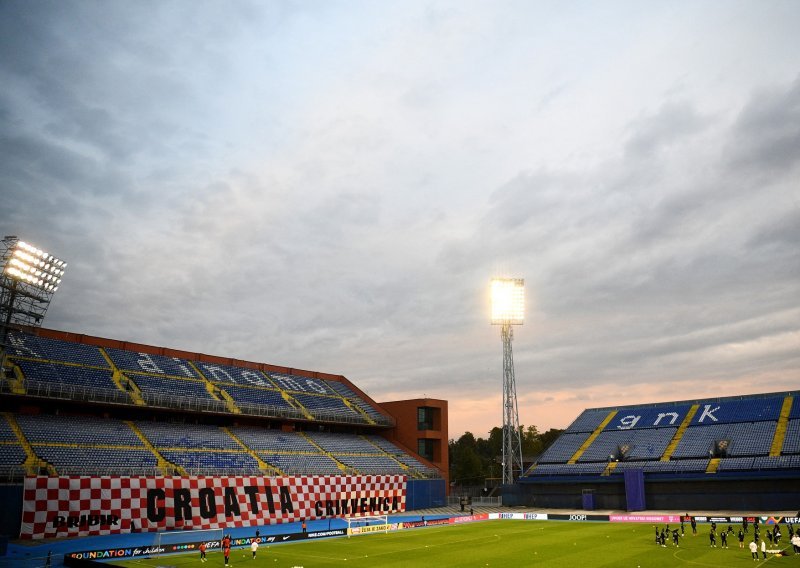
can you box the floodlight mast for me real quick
[0,236,66,371]
[490,278,524,485]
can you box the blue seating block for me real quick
[105,348,199,378]
[7,331,109,367]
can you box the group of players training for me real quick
[654,516,800,560]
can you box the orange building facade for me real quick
[379,398,449,489]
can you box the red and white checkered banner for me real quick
[20,475,406,540]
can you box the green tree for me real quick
[449,424,565,483]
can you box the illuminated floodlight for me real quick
[489,277,525,485]
[490,278,524,325]
[3,239,66,293]
[1,236,68,347]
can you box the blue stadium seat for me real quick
[523,392,798,480]
[105,348,200,378]
[7,331,109,367]
[268,373,335,395]
[16,360,118,391]
[195,362,273,388]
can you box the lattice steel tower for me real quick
[0,236,67,372]
[491,278,524,485]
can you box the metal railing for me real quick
[2,378,395,427]
[10,380,132,406]
[447,495,503,507]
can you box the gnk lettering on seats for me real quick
[613,404,721,430]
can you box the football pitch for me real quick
[116,521,799,567]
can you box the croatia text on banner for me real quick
[21,475,407,540]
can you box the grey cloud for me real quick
[726,75,800,174]
[1,1,798,430]
[434,80,799,398]
[624,101,711,157]
[748,208,800,251]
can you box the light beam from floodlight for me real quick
[490,277,524,486]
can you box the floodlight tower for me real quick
[0,236,67,369]
[490,278,524,485]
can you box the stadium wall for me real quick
[0,478,446,540]
[519,476,800,511]
[0,485,23,537]
[380,398,449,487]
[406,478,447,509]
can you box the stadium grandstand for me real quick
[0,327,448,540]
[1,323,798,554]
[515,391,800,511]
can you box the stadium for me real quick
[0,234,798,566]
[2,2,800,565]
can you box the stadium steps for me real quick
[100,349,146,405]
[343,398,376,425]
[3,412,55,475]
[769,395,794,457]
[299,432,355,474]
[125,420,187,476]
[190,362,242,414]
[360,435,418,477]
[601,461,619,476]
[114,370,146,405]
[705,457,721,473]
[567,410,618,464]
[358,435,425,479]
[283,393,315,420]
[221,427,283,475]
[661,403,700,461]
[5,362,27,394]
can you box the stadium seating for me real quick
[783,419,800,454]
[0,331,438,481]
[195,362,273,388]
[268,373,335,395]
[3,332,390,427]
[260,453,342,476]
[159,450,261,474]
[326,381,387,422]
[216,384,292,410]
[13,414,158,475]
[230,427,320,453]
[336,455,408,475]
[577,427,677,462]
[0,415,26,474]
[563,409,611,433]
[6,331,109,367]
[671,421,776,458]
[365,435,439,477]
[535,432,591,463]
[523,392,798,480]
[292,392,360,418]
[104,347,200,378]
[134,421,240,450]
[15,360,118,391]
[34,447,159,475]
[127,372,218,401]
[17,414,144,446]
[5,413,434,477]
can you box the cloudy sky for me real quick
[1,1,798,438]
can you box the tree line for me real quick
[449,425,563,485]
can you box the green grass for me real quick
[116,521,799,568]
